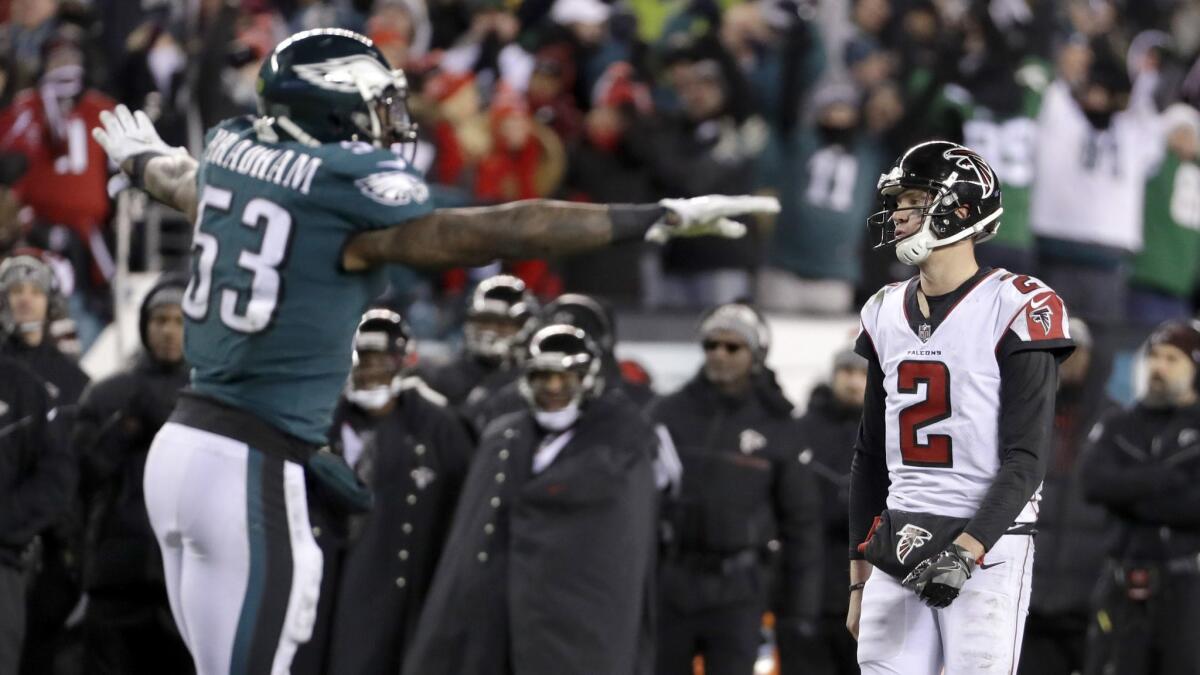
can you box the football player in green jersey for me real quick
[92,28,778,675]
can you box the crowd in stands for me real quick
[1,0,1199,348]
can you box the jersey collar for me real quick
[902,267,996,342]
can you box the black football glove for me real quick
[902,543,976,608]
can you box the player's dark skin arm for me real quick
[341,200,672,271]
[128,153,671,271]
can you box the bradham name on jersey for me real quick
[203,127,322,195]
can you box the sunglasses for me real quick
[702,340,745,354]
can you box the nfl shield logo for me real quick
[918,323,932,342]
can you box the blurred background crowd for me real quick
[1,0,1199,343]
[1,0,1200,674]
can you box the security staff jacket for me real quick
[650,369,823,622]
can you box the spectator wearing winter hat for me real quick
[757,81,884,314]
[74,275,191,675]
[651,302,822,675]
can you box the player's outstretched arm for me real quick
[341,195,779,271]
[91,105,199,221]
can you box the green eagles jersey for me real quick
[183,116,433,443]
[1131,152,1200,297]
[760,129,883,282]
[938,61,1050,250]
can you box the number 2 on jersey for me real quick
[183,185,293,333]
[897,360,953,467]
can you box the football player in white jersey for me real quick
[845,140,1075,674]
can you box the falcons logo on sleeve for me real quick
[1031,305,1054,335]
[896,523,933,564]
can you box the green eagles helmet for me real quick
[256,28,417,148]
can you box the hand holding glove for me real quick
[902,543,977,608]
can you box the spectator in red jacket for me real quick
[0,23,114,290]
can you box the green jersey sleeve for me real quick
[314,141,434,230]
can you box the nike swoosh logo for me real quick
[979,561,1007,570]
[1030,295,1051,309]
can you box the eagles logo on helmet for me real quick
[256,29,418,154]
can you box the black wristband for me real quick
[608,204,667,243]
[129,151,164,190]
[849,581,866,593]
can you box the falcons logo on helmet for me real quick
[942,147,996,198]
[896,524,933,564]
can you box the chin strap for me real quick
[275,116,322,147]
[894,208,1003,265]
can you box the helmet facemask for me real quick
[866,141,1005,265]
[519,325,603,430]
[868,176,996,266]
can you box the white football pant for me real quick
[143,422,323,675]
[858,534,1034,674]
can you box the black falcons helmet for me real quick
[867,140,1003,250]
[467,275,537,322]
[541,293,615,353]
[465,275,538,362]
[523,324,603,396]
[354,308,412,360]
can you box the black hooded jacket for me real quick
[650,369,822,621]
[795,384,861,616]
[1,332,89,408]
[0,355,71,568]
[74,277,189,591]
[1081,401,1200,562]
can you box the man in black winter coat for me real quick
[1080,319,1200,674]
[404,324,659,675]
[651,303,822,675]
[779,348,866,675]
[1019,319,1116,675]
[73,275,191,674]
[0,253,90,674]
[309,309,472,675]
[0,356,71,675]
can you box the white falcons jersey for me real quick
[858,269,1071,522]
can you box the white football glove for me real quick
[91,104,188,167]
[647,195,781,244]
